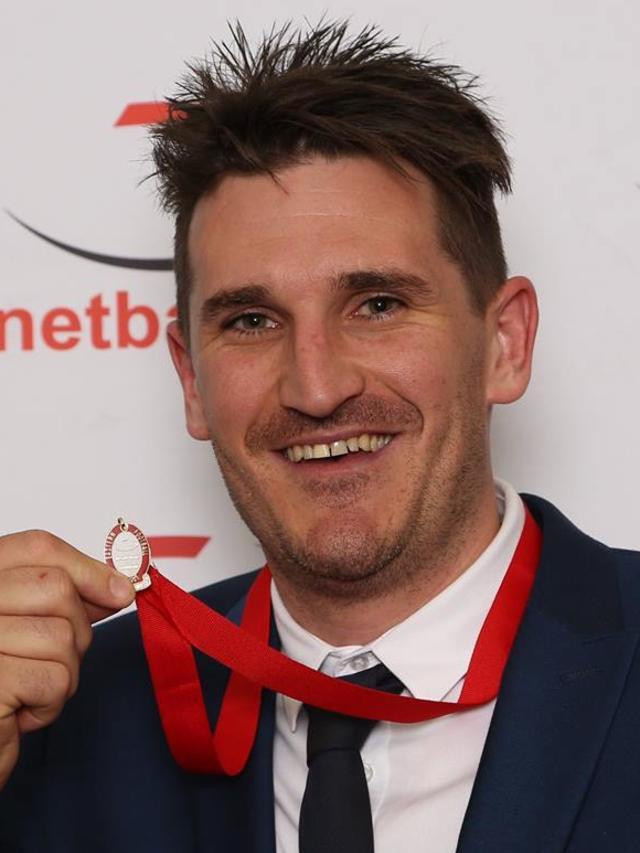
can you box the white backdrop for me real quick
[1,1,638,602]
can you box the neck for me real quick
[271,482,501,646]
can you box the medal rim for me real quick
[105,520,151,584]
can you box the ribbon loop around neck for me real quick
[136,507,542,775]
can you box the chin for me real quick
[268,514,408,600]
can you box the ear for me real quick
[485,276,539,405]
[166,320,210,440]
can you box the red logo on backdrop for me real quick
[115,102,171,127]
[148,536,209,559]
[147,535,210,562]
[2,103,180,352]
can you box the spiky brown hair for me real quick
[151,20,511,339]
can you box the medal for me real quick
[104,517,152,591]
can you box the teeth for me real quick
[285,433,393,462]
[330,440,349,457]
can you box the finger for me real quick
[0,566,93,654]
[0,616,81,695]
[0,655,70,732]
[83,599,136,626]
[0,530,135,611]
[0,715,19,791]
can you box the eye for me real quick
[227,312,278,334]
[355,295,402,319]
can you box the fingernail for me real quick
[109,573,134,603]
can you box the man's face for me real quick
[170,155,520,599]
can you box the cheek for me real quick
[196,350,273,446]
[364,329,460,409]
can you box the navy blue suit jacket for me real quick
[2,494,640,852]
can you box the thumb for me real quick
[83,571,136,624]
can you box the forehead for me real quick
[188,155,447,296]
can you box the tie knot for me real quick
[304,663,404,765]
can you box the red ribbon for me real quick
[136,507,542,775]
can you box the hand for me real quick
[0,530,135,790]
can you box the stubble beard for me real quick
[209,384,490,605]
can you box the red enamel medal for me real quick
[104,517,152,591]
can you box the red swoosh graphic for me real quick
[148,536,210,558]
[115,102,170,127]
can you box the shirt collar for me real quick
[271,479,525,731]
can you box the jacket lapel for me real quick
[238,687,277,853]
[223,593,278,853]
[456,496,640,853]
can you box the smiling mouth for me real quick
[283,433,393,462]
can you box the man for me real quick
[1,20,639,853]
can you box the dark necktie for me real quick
[298,662,405,853]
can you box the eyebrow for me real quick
[332,269,437,301]
[198,268,437,327]
[199,284,271,327]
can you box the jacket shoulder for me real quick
[614,548,640,627]
[523,492,640,629]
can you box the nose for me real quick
[278,323,366,419]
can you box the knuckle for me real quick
[25,613,88,660]
[77,622,94,656]
[66,669,80,700]
[21,614,51,642]
[4,657,72,709]
[44,661,72,701]
[38,566,74,603]
[50,617,76,651]
[16,700,66,734]
[18,615,53,642]
[21,529,61,563]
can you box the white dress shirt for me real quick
[271,479,525,853]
